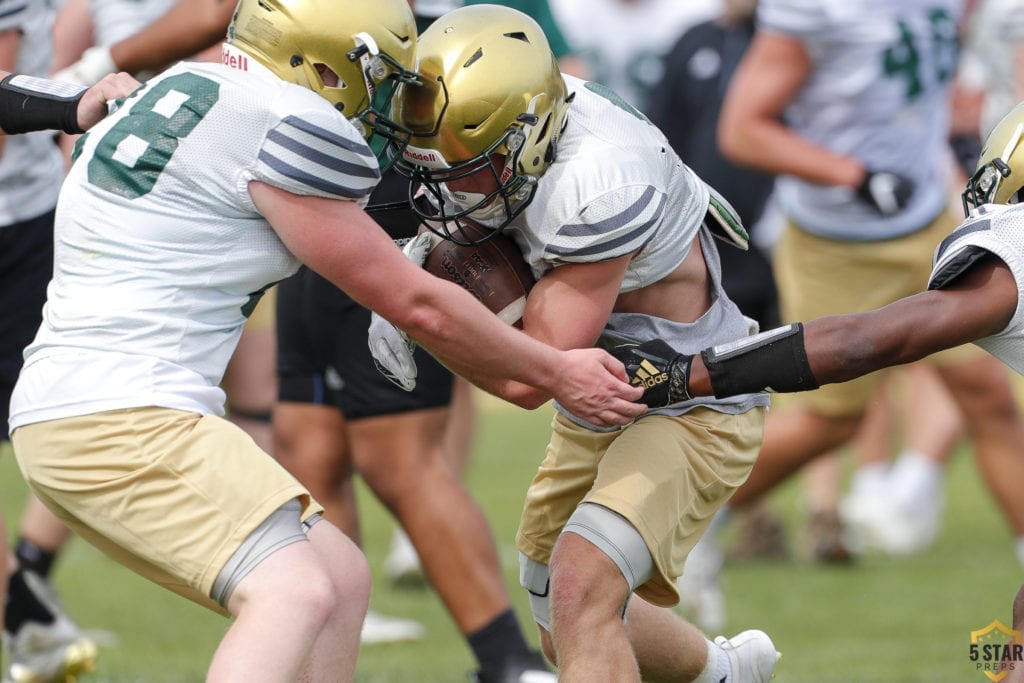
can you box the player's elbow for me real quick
[504,386,549,410]
[395,300,455,346]
[716,105,748,166]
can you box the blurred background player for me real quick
[274,225,556,679]
[548,0,720,112]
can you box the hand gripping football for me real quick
[422,220,536,327]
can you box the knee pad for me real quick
[563,502,654,592]
[519,503,655,629]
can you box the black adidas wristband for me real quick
[0,74,86,135]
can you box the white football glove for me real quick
[53,46,117,87]
[368,232,440,391]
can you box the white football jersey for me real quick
[509,75,709,291]
[0,0,64,226]
[759,0,964,240]
[10,50,380,430]
[929,203,1024,375]
[507,75,768,423]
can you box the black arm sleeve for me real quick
[0,74,86,135]
[702,322,820,398]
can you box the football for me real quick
[422,220,535,327]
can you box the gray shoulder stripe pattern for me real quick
[935,218,991,262]
[555,185,657,238]
[266,128,378,180]
[0,2,27,19]
[258,150,374,199]
[547,192,666,259]
[280,115,373,155]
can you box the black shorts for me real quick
[276,265,454,420]
[0,210,55,432]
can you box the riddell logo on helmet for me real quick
[403,146,449,169]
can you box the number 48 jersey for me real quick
[759,0,965,240]
[10,57,380,431]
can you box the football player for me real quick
[374,5,780,681]
[7,0,645,680]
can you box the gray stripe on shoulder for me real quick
[935,218,992,262]
[547,191,666,260]
[0,2,26,19]
[266,128,378,180]
[258,150,374,199]
[556,186,657,238]
[280,115,372,155]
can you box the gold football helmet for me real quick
[391,4,571,243]
[227,0,418,162]
[963,101,1024,215]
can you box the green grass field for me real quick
[2,397,1021,682]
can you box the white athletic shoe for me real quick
[4,572,98,683]
[383,529,426,587]
[360,610,425,646]
[5,618,98,683]
[677,531,727,633]
[714,630,781,682]
[470,651,556,683]
[840,488,942,557]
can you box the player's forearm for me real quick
[108,0,233,73]
[401,292,563,407]
[719,117,864,188]
[689,313,919,399]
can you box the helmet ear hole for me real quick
[315,63,339,87]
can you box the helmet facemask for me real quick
[962,157,1014,216]
[227,0,418,169]
[963,106,1024,216]
[341,33,421,169]
[394,77,543,245]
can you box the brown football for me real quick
[422,220,536,327]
